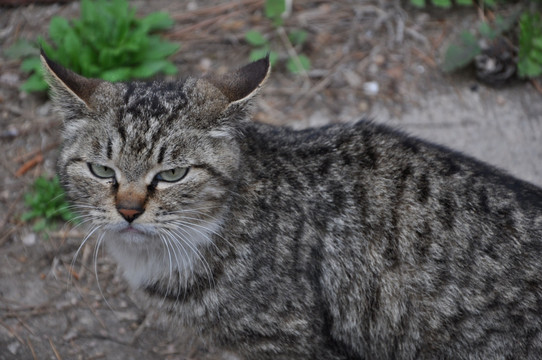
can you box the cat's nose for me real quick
[117,207,144,223]
[115,186,146,223]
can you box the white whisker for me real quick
[169,218,232,249]
[68,224,103,289]
[158,233,174,305]
[159,229,191,303]
[94,231,116,312]
[168,226,215,290]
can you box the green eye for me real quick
[155,167,189,183]
[88,163,116,179]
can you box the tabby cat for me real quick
[42,51,542,359]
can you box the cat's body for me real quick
[42,52,542,359]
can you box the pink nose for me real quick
[117,207,143,223]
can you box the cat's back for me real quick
[242,119,542,210]
[237,119,542,359]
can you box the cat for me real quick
[41,50,542,360]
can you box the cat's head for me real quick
[42,51,269,286]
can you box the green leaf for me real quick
[63,30,80,55]
[456,0,473,5]
[534,37,542,49]
[286,54,311,74]
[139,12,174,31]
[33,218,48,232]
[250,47,269,62]
[39,37,55,57]
[460,30,480,48]
[518,58,542,78]
[245,30,268,47]
[141,38,180,60]
[269,51,279,66]
[265,0,286,20]
[431,0,452,8]
[518,12,542,78]
[49,16,71,44]
[160,62,178,75]
[21,211,37,222]
[249,48,278,66]
[3,39,38,59]
[100,67,133,81]
[410,0,425,7]
[442,31,481,72]
[478,22,496,40]
[483,0,496,7]
[131,60,177,78]
[288,30,308,46]
[20,57,41,72]
[80,0,97,24]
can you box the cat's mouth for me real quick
[120,225,145,235]
[111,223,155,238]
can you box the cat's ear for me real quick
[40,50,103,112]
[204,56,270,105]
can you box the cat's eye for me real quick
[88,163,116,179]
[155,167,189,183]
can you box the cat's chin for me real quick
[108,223,157,244]
[117,225,153,242]
[104,226,166,288]
[101,218,223,288]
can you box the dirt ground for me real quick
[0,1,541,359]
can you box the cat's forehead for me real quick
[121,80,189,119]
[115,77,230,130]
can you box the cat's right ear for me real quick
[40,50,103,114]
[204,55,270,106]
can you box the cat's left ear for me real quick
[204,56,270,106]
[40,50,103,113]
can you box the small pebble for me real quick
[8,341,20,355]
[22,232,37,246]
[363,81,379,96]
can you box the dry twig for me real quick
[167,0,263,40]
[531,79,542,95]
[12,142,60,163]
[48,337,63,360]
[15,154,43,177]
[172,0,263,21]
[26,337,38,360]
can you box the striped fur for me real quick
[44,54,542,359]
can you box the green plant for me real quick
[518,12,542,78]
[265,0,287,26]
[21,176,76,232]
[442,13,518,73]
[245,0,311,74]
[5,0,180,92]
[410,0,542,80]
[245,30,279,66]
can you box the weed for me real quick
[442,12,518,73]
[245,0,311,74]
[4,0,180,93]
[21,176,76,232]
[518,12,542,78]
[412,0,542,80]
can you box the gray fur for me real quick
[44,54,542,359]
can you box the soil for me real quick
[0,1,540,359]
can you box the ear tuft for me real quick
[40,49,102,108]
[205,56,270,104]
